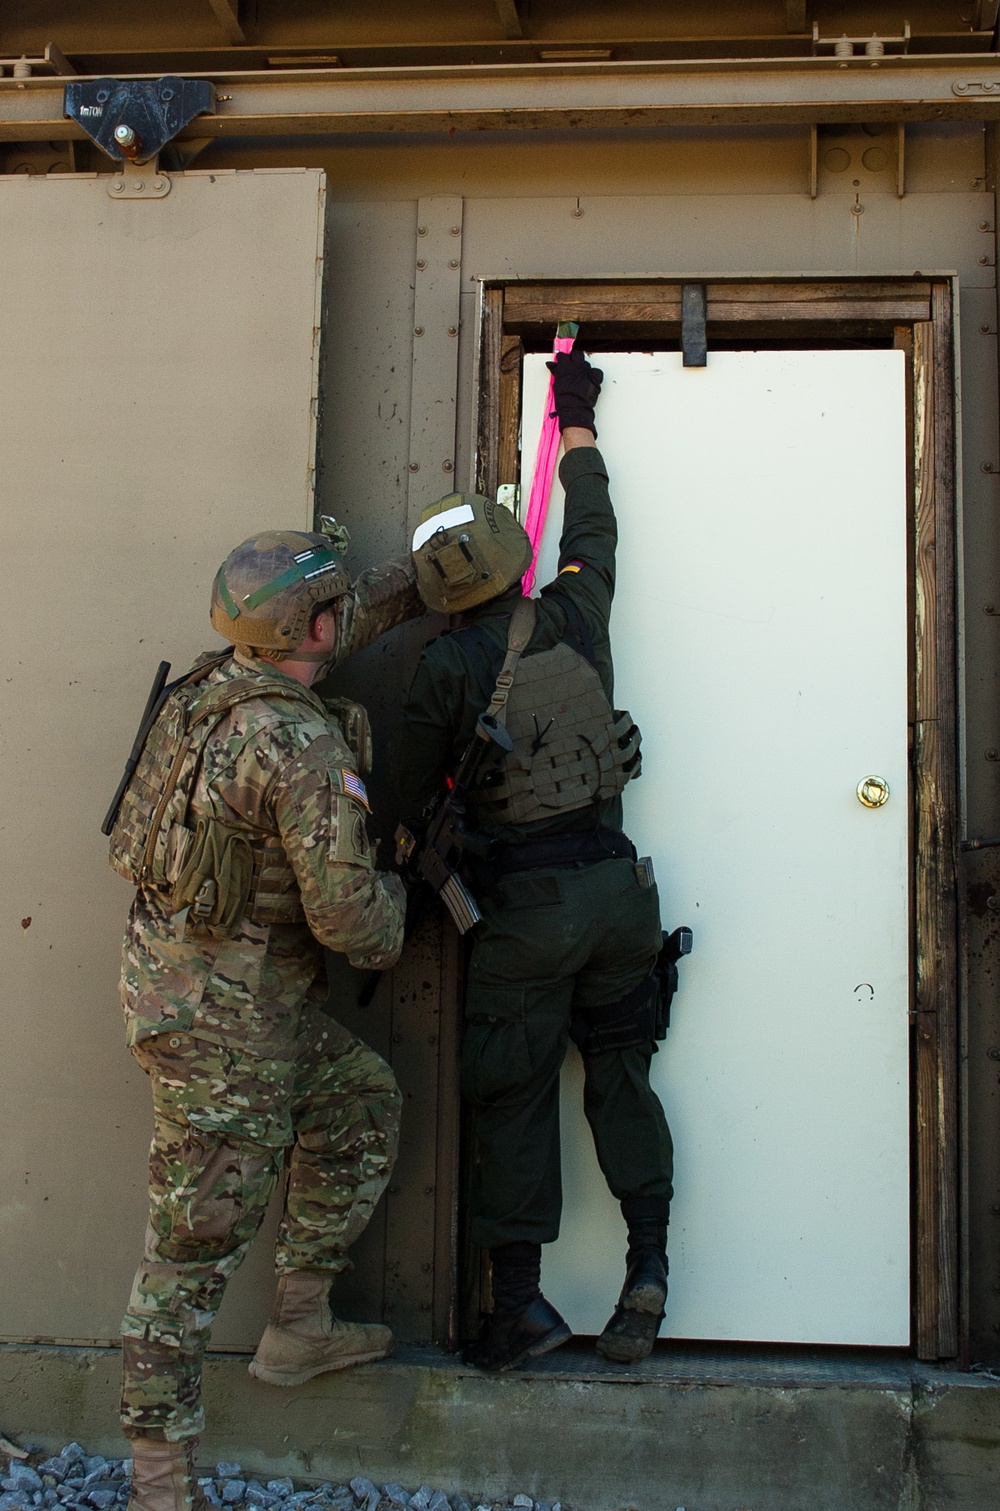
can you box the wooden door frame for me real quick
[475,277,960,1361]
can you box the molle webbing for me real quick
[108,661,329,928]
[471,599,642,828]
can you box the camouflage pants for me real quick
[120,1001,400,1442]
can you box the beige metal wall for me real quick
[0,167,326,1345]
[3,117,1000,1357]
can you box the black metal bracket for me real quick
[681,283,708,367]
[64,77,215,164]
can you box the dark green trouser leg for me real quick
[581,1044,673,1206]
[461,858,673,1251]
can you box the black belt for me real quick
[491,828,636,875]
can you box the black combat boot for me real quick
[463,1241,571,1372]
[596,1197,669,1363]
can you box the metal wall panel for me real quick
[0,167,326,1347]
[4,120,992,1351]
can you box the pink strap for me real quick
[521,330,576,595]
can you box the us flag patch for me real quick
[341,770,370,810]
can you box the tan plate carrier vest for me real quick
[470,596,642,828]
[108,653,369,938]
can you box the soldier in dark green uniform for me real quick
[393,351,673,1371]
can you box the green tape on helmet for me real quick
[210,532,351,654]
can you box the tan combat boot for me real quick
[248,1271,394,1386]
[127,1438,208,1511]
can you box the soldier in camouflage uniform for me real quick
[109,531,420,1511]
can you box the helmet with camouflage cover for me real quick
[210,530,351,657]
[411,493,531,614]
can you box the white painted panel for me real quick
[522,350,910,1345]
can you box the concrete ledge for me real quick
[2,1343,998,1511]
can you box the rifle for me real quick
[394,711,514,933]
[101,660,173,836]
[356,712,513,1008]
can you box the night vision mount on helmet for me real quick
[411,493,532,614]
[210,530,351,657]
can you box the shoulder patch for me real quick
[341,770,370,810]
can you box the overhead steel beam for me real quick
[4,56,1000,141]
[494,0,523,41]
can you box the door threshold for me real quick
[398,1338,978,1389]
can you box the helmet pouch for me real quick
[425,530,489,598]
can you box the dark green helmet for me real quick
[210,531,351,654]
[411,493,531,613]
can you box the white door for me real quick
[522,349,910,1345]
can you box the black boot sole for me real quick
[463,1317,573,1372]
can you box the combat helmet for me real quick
[412,493,531,613]
[210,530,351,656]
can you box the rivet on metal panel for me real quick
[447,325,458,336]
[988,1047,1000,1059]
[983,461,997,472]
[442,460,454,472]
[980,255,996,266]
[392,1032,402,1043]
[417,225,428,236]
[979,221,993,232]
[450,226,461,235]
[986,748,1000,761]
[980,324,998,335]
[571,198,584,218]
[989,896,1000,910]
[985,604,1000,616]
[416,259,427,270]
[851,200,865,217]
[422,1263,432,1273]
[992,1204,1000,1216]
[408,462,420,472]
[449,259,460,269]
[423,1185,435,1196]
[428,1033,438,1044]
[414,326,424,336]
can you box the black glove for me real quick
[546,349,604,436]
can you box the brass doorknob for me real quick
[857,776,890,808]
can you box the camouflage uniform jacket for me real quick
[121,556,419,1058]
